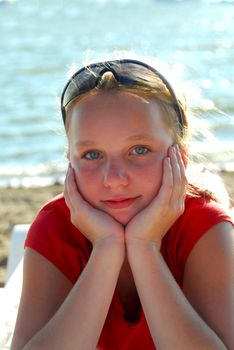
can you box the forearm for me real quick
[24,242,124,350]
[127,243,227,350]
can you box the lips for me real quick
[102,196,140,209]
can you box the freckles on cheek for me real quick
[141,167,162,188]
[139,155,163,177]
[137,158,163,192]
[74,166,94,186]
[73,164,100,203]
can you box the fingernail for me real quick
[174,144,179,154]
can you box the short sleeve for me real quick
[24,195,92,284]
[161,196,234,286]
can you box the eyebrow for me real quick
[125,134,157,143]
[75,140,97,148]
[74,134,157,149]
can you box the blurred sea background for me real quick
[0,0,234,188]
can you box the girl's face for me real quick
[69,91,174,225]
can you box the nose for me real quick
[103,158,129,188]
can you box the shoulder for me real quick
[25,193,92,284]
[25,192,90,248]
[182,195,233,230]
[183,221,234,348]
[167,195,233,248]
[35,193,69,220]
[161,195,233,284]
[25,193,71,242]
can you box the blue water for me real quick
[0,0,234,187]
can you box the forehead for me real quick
[69,90,173,142]
[71,90,158,122]
[74,89,150,109]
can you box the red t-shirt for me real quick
[25,194,233,350]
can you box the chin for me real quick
[111,212,136,226]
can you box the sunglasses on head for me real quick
[61,58,184,135]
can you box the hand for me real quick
[125,145,187,250]
[64,164,125,248]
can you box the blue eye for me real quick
[132,146,149,155]
[84,151,102,160]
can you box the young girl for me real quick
[11,58,234,350]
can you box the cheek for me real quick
[72,163,101,203]
[133,156,163,197]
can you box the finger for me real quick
[157,156,173,205]
[64,165,75,211]
[171,145,187,214]
[175,144,187,194]
[65,165,84,210]
[63,163,70,201]
[173,145,187,199]
[169,145,182,202]
[66,166,83,207]
[175,146,187,213]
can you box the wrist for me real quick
[93,236,125,259]
[126,237,161,256]
[126,239,162,271]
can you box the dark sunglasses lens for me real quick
[63,68,102,107]
[63,62,153,107]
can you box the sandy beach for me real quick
[0,184,63,287]
[0,172,233,287]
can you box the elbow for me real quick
[11,338,47,350]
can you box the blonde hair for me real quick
[65,67,190,148]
